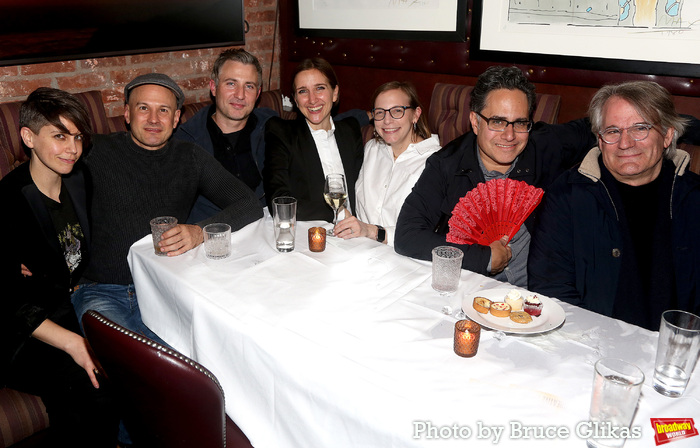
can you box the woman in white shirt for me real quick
[333,81,440,245]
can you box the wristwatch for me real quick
[375,225,386,243]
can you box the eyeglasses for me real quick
[372,106,414,121]
[598,123,655,144]
[474,112,532,133]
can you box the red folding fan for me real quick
[446,178,544,246]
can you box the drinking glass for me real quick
[149,216,178,256]
[653,310,700,397]
[587,358,645,448]
[203,223,231,259]
[431,246,463,295]
[272,196,297,252]
[323,174,347,236]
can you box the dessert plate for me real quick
[462,288,565,334]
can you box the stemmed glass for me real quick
[323,174,347,236]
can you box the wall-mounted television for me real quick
[0,0,245,66]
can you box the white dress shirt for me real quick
[308,119,351,215]
[355,134,441,246]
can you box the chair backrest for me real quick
[428,83,475,147]
[0,99,26,180]
[258,89,297,120]
[82,311,233,448]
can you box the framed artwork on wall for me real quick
[471,1,700,78]
[297,0,467,42]
[0,0,245,66]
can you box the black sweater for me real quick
[82,132,262,284]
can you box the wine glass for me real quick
[323,174,347,236]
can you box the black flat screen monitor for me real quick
[0,0,245,66]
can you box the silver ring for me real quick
[350,229,353,234]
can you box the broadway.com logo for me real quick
[651,418,698,445]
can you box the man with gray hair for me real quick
[176,49,276,218]
[528,81,700,330]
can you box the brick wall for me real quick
[0,0,280,117]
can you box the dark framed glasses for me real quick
[475,111,532,133]
[372,106,414,121]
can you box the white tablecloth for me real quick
[129,214,699,448]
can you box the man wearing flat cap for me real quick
[71,73,262,340]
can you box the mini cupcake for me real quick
[524,295,543,317]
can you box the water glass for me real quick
[431,246,463,295]
[203,223,231,259]
[150,216,178,256]
[587,358,645,448]
[653,310,700,397]
[273,196,297,252]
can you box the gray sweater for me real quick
[82,132,262,284]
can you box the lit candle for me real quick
[454,320,480,357]
[308,227,326,252]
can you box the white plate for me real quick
[462,288,565,334]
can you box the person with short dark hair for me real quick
[263,57,366,221]
[395,66,596,287]
[175,49,277,216]
[70,73,262,339]
[528,81,700,329]
[0,87,119,447]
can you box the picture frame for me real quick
[471,1,700,78]
[296,0,467,42]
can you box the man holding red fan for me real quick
[395,66,595,287]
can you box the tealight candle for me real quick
[308,227,326,252]
[454,320,480,357]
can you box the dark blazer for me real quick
[263,115,364,222]
[0,162,90,386]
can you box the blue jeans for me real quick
[71,282,167,346]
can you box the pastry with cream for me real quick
[504,289,523,311]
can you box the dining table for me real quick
[128,212,699,448]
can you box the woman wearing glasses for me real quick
[528,81,700,330]
[263,57,365,221]
[333,81,440,245]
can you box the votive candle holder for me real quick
[308,227,326,252]
[454,320,480,357]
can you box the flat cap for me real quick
[124,73,185,109]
